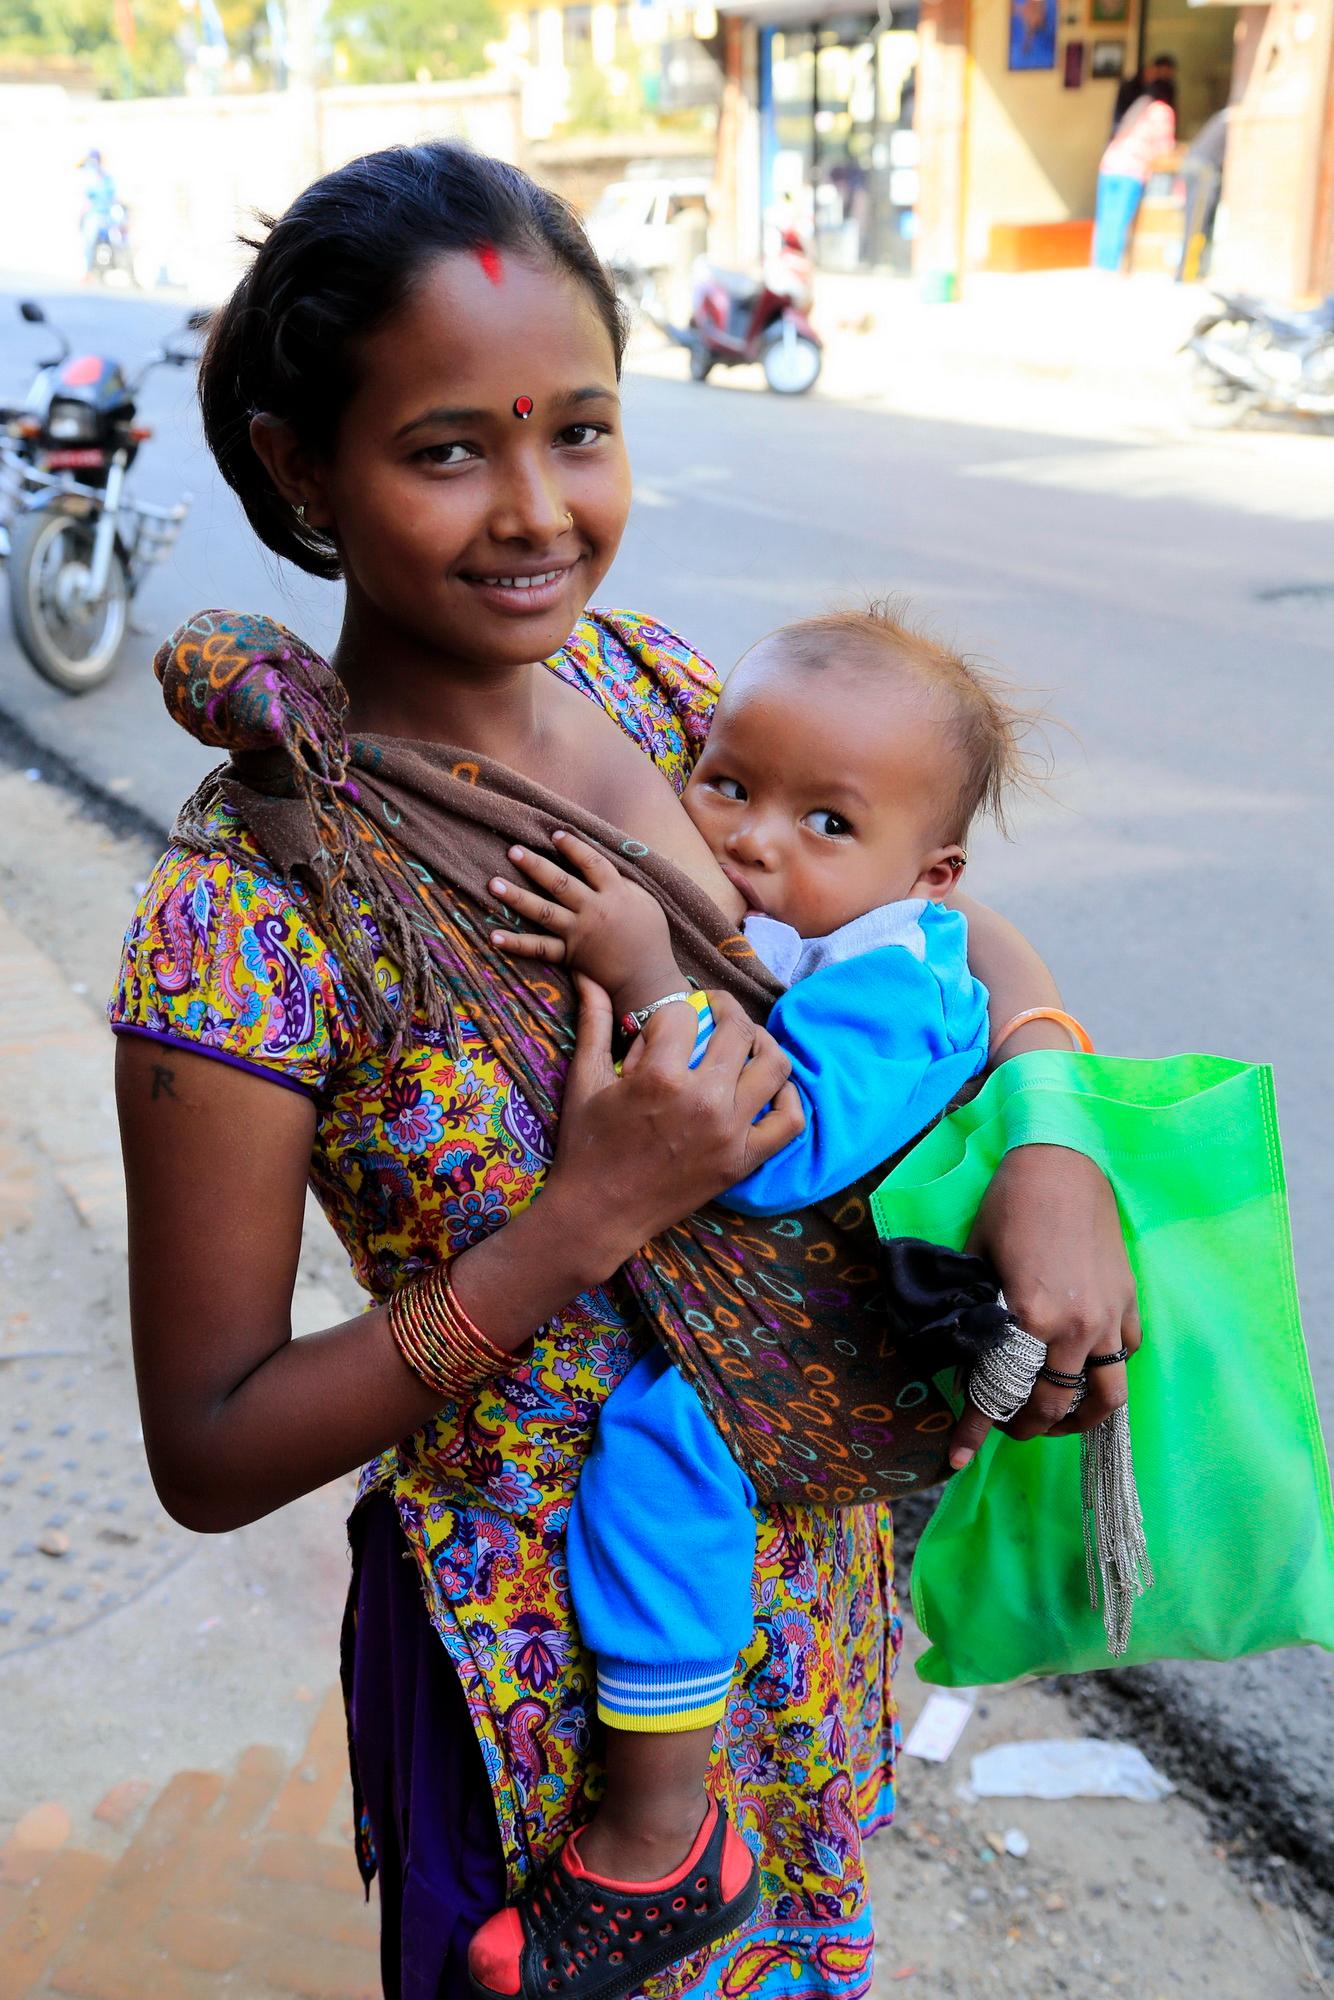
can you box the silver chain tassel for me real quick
[967,1316,1153,1657]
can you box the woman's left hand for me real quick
[949,1144,1141,1470]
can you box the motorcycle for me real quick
[656,226,823,396]
[0,298,203,693]
[1181,290,1334,429]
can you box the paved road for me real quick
[3,283,1333,1885]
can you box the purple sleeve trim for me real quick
[109,1022,321,1102]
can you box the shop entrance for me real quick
[759,9,920,272]
[1139,0,1238,141]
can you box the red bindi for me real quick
[513,395,534,420]
[477,243,503,285]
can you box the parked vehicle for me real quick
[0,299,202,693]
[1182,290,1334,429]
[656,226,822,396]
[584,174,712,309]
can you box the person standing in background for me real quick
[1112,52,1176,135]
[79,150,120,278]
[1092,75,1178,274]
[1177,107,1229,283]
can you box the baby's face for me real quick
[683,645,963,939]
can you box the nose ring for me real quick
[564,511,574,531]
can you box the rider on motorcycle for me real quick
[79,150,127,279]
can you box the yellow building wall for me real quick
[963,0,1144,260]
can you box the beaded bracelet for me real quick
[388,1263,518,1401]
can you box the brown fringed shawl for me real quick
[158,608,956,1502]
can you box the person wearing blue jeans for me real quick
[1093,172,1146,272]
[1092,80,1177,273]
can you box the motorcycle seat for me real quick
[1211,291,1334,339]
[711,268,762,304]
[1258,299,1334,337]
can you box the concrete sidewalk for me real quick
[0,753,377,1997]
[813,268,1210,394]
[629,268,1246,439]
[0,749,1324,1999]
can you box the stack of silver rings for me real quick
[968,1315,1153,1656]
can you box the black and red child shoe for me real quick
[468,1798,760,2000]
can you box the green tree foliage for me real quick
[326,0,501,83]
[2,0,278,97]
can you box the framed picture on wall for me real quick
[1090,0,1129,22]
[1009,0,1057,71]
[1091,38,1127,78]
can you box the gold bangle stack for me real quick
[388,1263,513,1401]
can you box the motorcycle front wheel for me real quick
[9,504,129,693]
[762,328,821,396]
[1180,349,1260,431]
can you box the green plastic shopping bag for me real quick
[870,1050,1334,1687]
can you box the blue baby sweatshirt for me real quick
[720,898,989,1216]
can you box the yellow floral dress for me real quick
[110,610,900,1999]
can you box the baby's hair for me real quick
[764,598,1044,844]
[197,142,627,579]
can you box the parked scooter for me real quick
[656,226,822,396]
[1182,290,1334,429]
[0,299,203,693]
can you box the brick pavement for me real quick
[0,1687,380,2000]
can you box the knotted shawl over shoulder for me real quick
[155,607,956,1502]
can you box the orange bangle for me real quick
[992,1006,1094,1057]
[388,1264,517,1401]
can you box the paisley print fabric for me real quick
[110,611,901,1999]
[150,604,959,1504]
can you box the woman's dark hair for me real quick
[199,142,628,579]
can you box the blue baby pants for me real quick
[566,1346,757,1731]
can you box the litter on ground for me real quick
[964,1739,1176,1803]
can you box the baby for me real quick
[468,603,1028,1999]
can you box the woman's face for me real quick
[309,250,632,676]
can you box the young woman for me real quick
[112,143,1139,2000]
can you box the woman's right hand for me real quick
[548,975,804,1279]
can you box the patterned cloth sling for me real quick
[157,608,958,1504]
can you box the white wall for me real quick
[0,78,524,295]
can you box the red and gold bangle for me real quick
[992,1006,1094,1058]
[388,1263,519,1401]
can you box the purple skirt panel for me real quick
[343,1495,507,2000]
